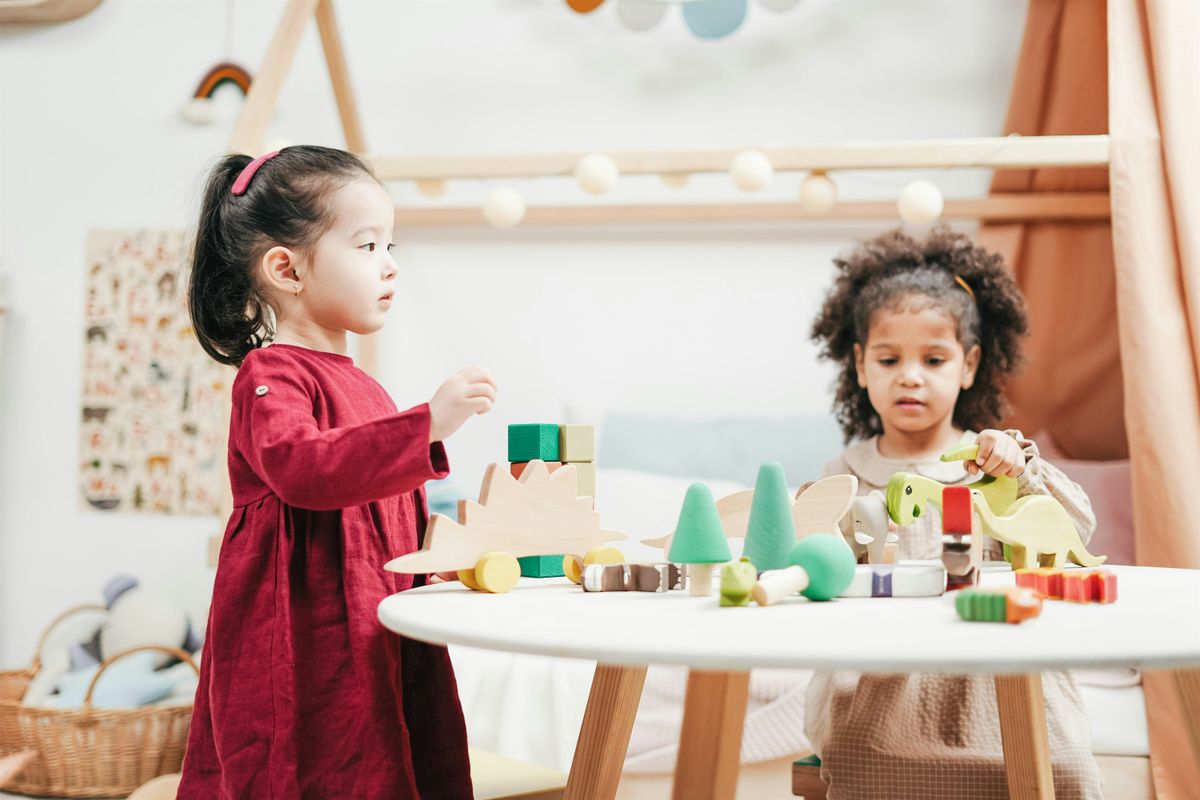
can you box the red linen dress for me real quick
[178,344,472,799]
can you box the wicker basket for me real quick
[0,605,198,798]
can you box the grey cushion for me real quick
[598,412,845,486]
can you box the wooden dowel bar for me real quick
[372,135,1109,181]
[393,192,1110,228]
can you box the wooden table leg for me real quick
[994,673,1055,800]
[671,670,750,800]
[1174,668,1200,770]
[564,663,647,800]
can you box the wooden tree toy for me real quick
[742,461,796,571]
[384,460,626,593]
[645,474,857,553]
[668,483,732,596]
[752,566,810,606]
[786,533,856,601]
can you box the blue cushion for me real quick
[48,651,178,709]
[598,412,845,486]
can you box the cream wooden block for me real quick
[559,425,595,463]
[385,461,625,574]
[573,461,596,498]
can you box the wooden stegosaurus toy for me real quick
[385,460,626,593]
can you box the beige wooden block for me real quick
[559,424,595,463]
[573,461,596,498]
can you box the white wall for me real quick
[0,0,1025,664]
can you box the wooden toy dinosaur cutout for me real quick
[886,451,1106,571]
[385,460,626,590]
[642,474,857,551]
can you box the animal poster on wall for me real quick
[79,230,229,515]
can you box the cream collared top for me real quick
[822,429,1098,560]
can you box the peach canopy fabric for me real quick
[984,0,1200,794]
[1108,0,1200,791]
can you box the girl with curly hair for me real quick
[804,227,1103,799]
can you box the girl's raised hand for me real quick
[967,429,1026,478]
[429,366,497,443]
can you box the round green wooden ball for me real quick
[787,534,856,601]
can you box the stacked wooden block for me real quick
[507,423,596,578]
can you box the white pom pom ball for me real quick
[730,150,773,192]
[799,173,837,213]
[897,180,944,225]
[483,188,526,229]
[575,153,620,195]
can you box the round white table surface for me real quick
[377,564,1200,674]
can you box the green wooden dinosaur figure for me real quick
[886,446,1106,570]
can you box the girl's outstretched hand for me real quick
[429,366,497,443]
[968,429,1026,478]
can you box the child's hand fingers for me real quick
[466,382,497,403]
[470,397,493,415]
[458,366,494,386]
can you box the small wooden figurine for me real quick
[720,557,758,606]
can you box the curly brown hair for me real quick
[811,226,1029,443]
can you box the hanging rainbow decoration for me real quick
[567,0,802,39]
[180,62,253,125]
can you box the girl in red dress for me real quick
[179,145,496,799]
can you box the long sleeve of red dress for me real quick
[178,344,473,800]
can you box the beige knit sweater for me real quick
[805,429,1104,799]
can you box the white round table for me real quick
[378,565,1200,800]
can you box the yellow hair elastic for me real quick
[954,274,977,303]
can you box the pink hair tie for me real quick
[231,150,280,196]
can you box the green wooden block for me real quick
[518,555,566,578]
[955,589,1007,622]
[508,424,560,462]
[793,755,822,768]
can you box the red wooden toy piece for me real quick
[1017,568,1117,604]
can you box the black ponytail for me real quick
[188,145,374,366]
